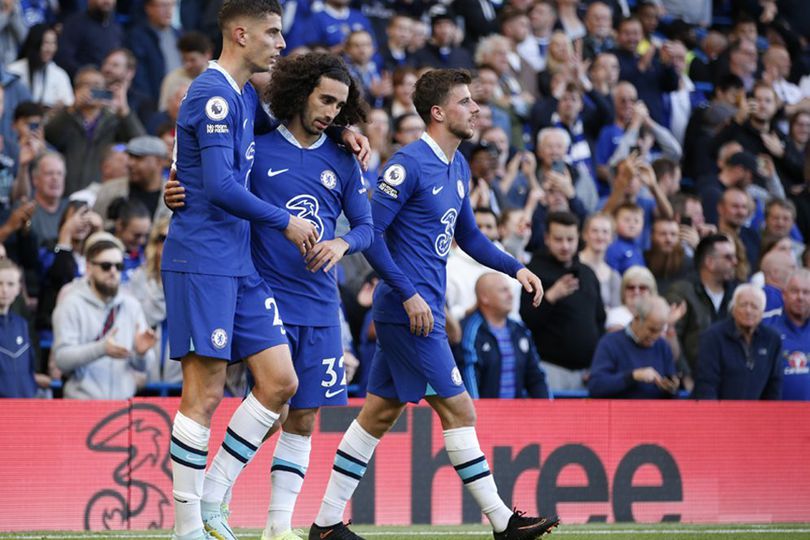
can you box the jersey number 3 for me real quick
[434,208,457,257]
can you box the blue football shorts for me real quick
[367,322,466,404]
[163,270,288,362]
[285,324,348,409]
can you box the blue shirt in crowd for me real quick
[764,312,810,401]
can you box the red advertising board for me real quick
[0,398,808,531]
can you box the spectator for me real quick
[389,67,417,119]
[601,156,673,250]
[668,234,739,378]
[671,193,717,258]
[589,295,679,398]
[454,0,499,50]
[363,107,391,185]
[101,48,156,128]
[594,82,681,182]
[0,0,27,67]
[475,34,534,135]
[343,30,389,109]
[681,74,744,183]
[535,126,597,212]
[391,112,424,150]
[645,217,693,294]
[581,1,615,61]
[0,258,42,397]
[651,157,681,198]
[758,249,797,318]
[52,231,155,399]
[712,38,757,92]
[459,272,550,399]
[157,31,211,112]
[588,52,620,121]
[379,14,413,71]
[715,82,805,187]
[785,111,810,188]
[145,79,187,135]
[663,40,707,148]
[498,207,531,264]
[35,201,103,332]
[44,66,145,195]
[694,284,782,400]
[605,264,656,331]
[761,45,801,107]
[125,0,180,101]
[124,216,177,384]
[468,143,504,214]
[29,151,68,246]
[555,0,585,41]
[579,212,621,309]
[55,0,123,78]
[7,24,73,108]
[520,211,605,390]
[112,199,151,282]
[764,269,810,401]
[411,6,474,70]
[763,198,804,260]
[309,0,374,50]
[605,202,645,275]
[716,186,759,279]
[611,17,679,126]
[94,135,170,228]
[470,65,512,140]
[516,0,555,71]
[498,6,539,100]
[0,63,33,161]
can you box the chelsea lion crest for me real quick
[320,169,337,189]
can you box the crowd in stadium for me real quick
[0,0,809,402]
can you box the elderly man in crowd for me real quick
[589,295,679,399]
[694,284,782,400]
[460,273,550,399]
[765,269,810,401]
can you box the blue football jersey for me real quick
[251,126,372,327]
[162,63,258,277]
[370,134,475,328]
[312,7,374,48]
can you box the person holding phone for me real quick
[44,67,145,195]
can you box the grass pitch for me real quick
[3,523,810,540]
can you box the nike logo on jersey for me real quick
[325,388,345,398]
[432,185,444,195]
[267,168,289,177]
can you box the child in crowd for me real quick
[605,202,645,274]
[0,259,38,398]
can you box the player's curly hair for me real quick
[265,52,368,127]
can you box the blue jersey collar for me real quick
[278,124,327,150]
[207,61,241,94]
[420,132,453,165]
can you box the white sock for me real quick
[314,420,379,527]
[266,431,312,535]
[444,426,512,533]
[202,392,278,505]
[171,411,210,536]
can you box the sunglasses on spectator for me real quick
[625,284,650,292]
[90,261,124,272]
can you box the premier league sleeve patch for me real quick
[383,164,406,186]
[205,96,229,121]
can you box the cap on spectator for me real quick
[727,151,763,182]
[84,231,124,256]
[126,135,169,158]
[429,5,455,26]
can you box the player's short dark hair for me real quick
[413,68,472,125]
[265,52,367,126]
[13,101,44,121]
[177,31,213,54]
[218,0,282,30]
[546,211,579,230]
[695,234,732,270]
